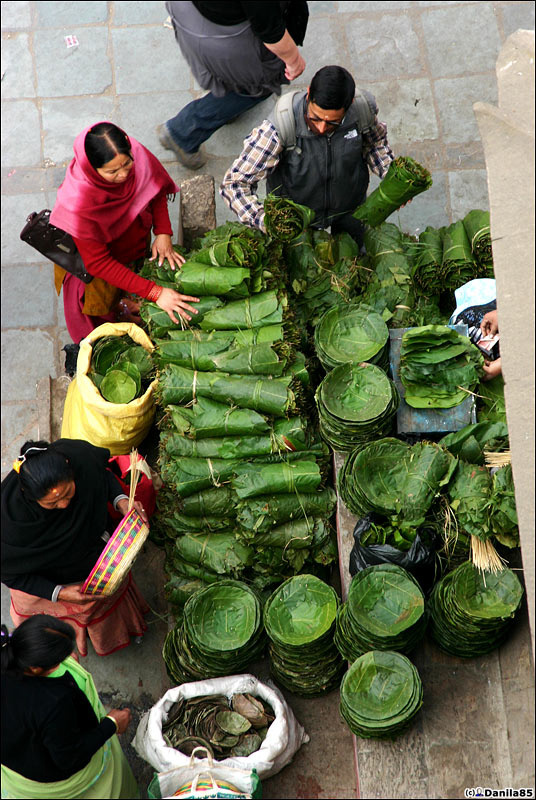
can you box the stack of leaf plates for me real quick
[163,580,265,684]
[314,304,390,371]
[340,650,423,739]
[429,561,524,657]
[335,565,426,662]
[315,363,399,452]
[264,574,346,696]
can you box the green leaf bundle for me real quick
[199,290,286,331]
[352,157,432,227]
[232,460,321,499]
[264,194,315,241]
[167,396,269,439]
[236,488,337,534]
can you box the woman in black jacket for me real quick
[1,615,138,798]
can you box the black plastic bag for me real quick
[349,515,438,594]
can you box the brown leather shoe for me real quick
[157,124,207,170]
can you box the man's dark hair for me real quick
[85,122,131,169]
[309,66,355,111]
[1,616,75,677]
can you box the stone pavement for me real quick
[1,2,535,798]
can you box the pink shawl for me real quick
[50,122,178,243]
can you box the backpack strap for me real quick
[271,90,302,149]
[353,87,377,134]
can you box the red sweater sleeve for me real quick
[150,191,174,235]
[73,236,156,298]
[72,192,175,298]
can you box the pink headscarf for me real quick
[50,122,179,243]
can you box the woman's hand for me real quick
[482,357,502,382]
[107,708,132,735]
[58,584,103,605]
[156,287,200,325]
[481,309,499,337]
[116,497,149,525]
[149,234,185,269]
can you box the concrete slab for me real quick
[500,2,536,39]
[448,168,490,219]
[1,99,41,167]
[297,15,349,79]
[42,96,116,164]
[1,192,50,263]
[1,329,56,402]
[421,3,502,77]
[112,26,191,95]
[434,75,498,144]
[370,78,438,142]
[0,0,31,29]
[339,1,412,11]
[345,14,424,80]
[112,1,169,26]
[1,265,56,327]
[1,166,47,195]
[0,403,40,478]
[35,1,108,27]
[34,27,112,97]
[1,32,35,98]
[117,91,192,161]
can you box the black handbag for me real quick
[20,209,93,284]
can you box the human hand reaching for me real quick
[481,309,499,337]
[107,708,132,734]
[156,287,200,324]
[149,234,185,269]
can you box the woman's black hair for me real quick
[309,65,356,111]
[1,616,75,677]
[18,440,74,501]
[85,122,131,169]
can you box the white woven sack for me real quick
[132,674,309,780]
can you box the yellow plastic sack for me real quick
[61,322,157,455]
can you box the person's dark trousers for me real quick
[166,90,272,154]
[330,212,366,250]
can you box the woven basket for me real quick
[82,508,149,596]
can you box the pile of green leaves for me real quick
[285,230,366,327]
[314,304,389,371]
[428,560,524,657]
[264,194,315,242]
[477,375,506,423]
[338,438,456,527]
[163,580,265,684]
[489,465,518,548]
[352,156,432,227]
[162,693,275,759]
[334,565,426,662]
[400,325,484,408]
[315,362,399,452]
[89,334,154,404]
[462,209,493,270]
[264,575,346,696]
[440,421,509,465]
[340,650,423,739]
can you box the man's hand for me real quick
[149,234,185,269]
[481,309,499,337]
[482,357,502,382]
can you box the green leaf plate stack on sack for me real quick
[263,574,346,696]
[89,334,154,404]
[340,650,423,739]
[161,692,275,759]
[163,580,265,684]
[264,194,315,242]
[428,561,524,657]
[338,438,455,525]
[334,565,427,662]
[315,363,399,452]
[352,157,432,227]
[400,325,484,409]
[314,304,390,372]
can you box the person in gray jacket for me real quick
[220,65,394,248]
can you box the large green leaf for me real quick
[315,304,389,370]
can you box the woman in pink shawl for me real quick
[50,122,199,344]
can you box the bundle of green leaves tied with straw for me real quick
[264,194,316,242]
[352,156,432,227]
